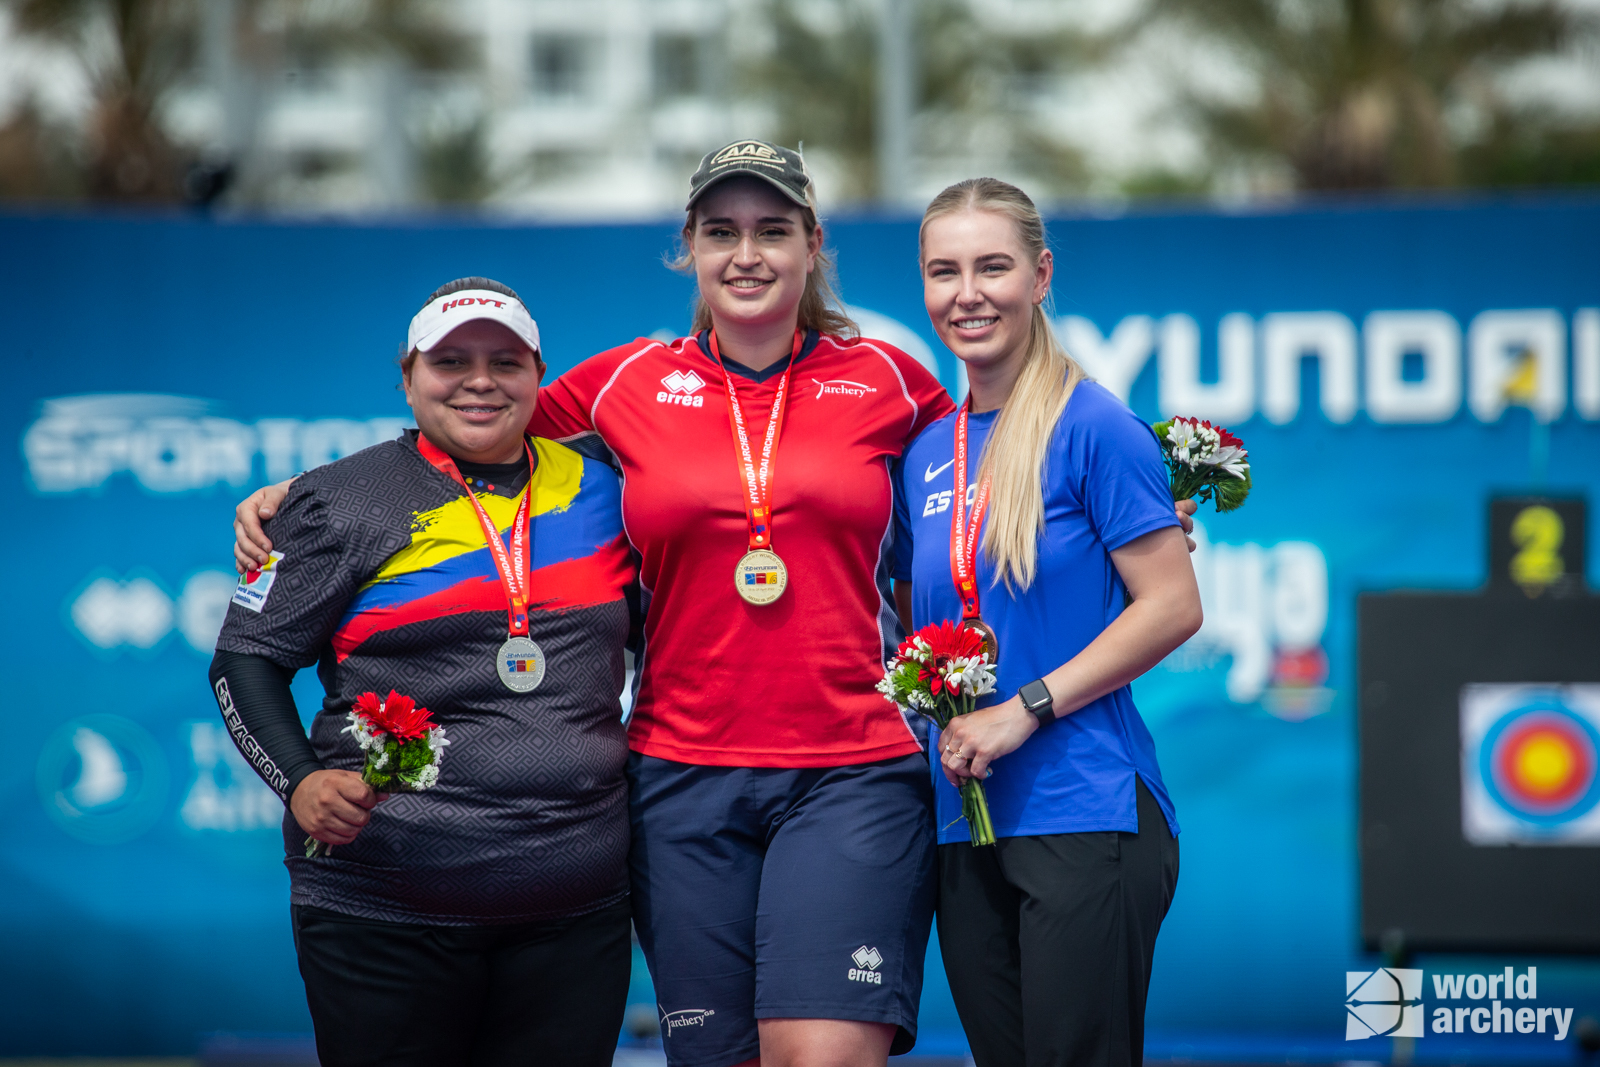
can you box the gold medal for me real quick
[711,330,803,609]
[735,548,789,605]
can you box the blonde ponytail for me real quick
[919,178,1086,592]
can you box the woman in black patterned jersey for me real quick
[209,278,638,1067]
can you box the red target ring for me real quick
[1485,708,1599,821]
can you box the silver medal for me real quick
[497,635,546,692]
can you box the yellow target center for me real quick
[1513,732,1576,797]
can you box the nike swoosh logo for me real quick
[925,459,955,482]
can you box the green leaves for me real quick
[1143,0,1600,192]
[1214,465,1253,513]
[362,734,435,792]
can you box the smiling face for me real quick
[690,177,822,336]
[920,207,1052,379]
[402,318,543,464]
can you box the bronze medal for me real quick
[965,617,999,664]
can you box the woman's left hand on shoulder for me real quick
[938,698,1037,786]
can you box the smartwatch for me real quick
[1019,678,1054,728]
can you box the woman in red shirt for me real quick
[235,141,954,1067]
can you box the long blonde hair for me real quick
[672,172,858,339]
[919,178,1085,592]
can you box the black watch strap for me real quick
[1019,678,1054,728]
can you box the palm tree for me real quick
[744,0,1098,203]
[4,0,195,200]
[1144,0,1597,190]
[0,0,469,204]
[0,97,82,199]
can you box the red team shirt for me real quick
[530,330,956,767]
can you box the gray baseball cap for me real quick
[686,140,811,211]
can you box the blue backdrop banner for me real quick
[3,196,1599,1060]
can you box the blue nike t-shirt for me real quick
[893,379,1182,843]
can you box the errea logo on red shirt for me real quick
[658,370,707,408]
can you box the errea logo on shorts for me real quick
[849,946,883,985]
[658,370,707,407]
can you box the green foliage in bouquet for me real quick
[305,689,448,858]
[1152,417,1252,513]
[877,621,999,846]
[362,730,443,793]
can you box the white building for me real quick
[2,0,1596,217]
[0,0,1111,217]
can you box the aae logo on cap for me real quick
[711,141,785,168]
[1346,968,1425,1040]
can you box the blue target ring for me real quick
[1478,697,1600,826]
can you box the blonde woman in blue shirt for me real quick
[894,178,1202,1067]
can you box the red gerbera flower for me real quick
[352,689,436,741]
[909,620,987,693]
[914,620,985,660]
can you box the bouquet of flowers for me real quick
[1152,416,1252,512]
[305,689,448,858]
[877,621,998,846]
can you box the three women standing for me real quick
[227,147,1200,1067]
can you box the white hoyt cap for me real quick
[407,289,541,356]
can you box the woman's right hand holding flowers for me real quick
[291,769,386,847]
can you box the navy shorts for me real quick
[628,751,936,1067]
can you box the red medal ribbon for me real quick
[950,401,992,623]
[416,432,536,637]
[710,329,803,552]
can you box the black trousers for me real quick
[291,898,632,1067]
[937,778,1180,1067]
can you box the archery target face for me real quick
[1461,684,1600,845]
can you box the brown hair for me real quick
[671,174,858,340]
[919,177,1086,592]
